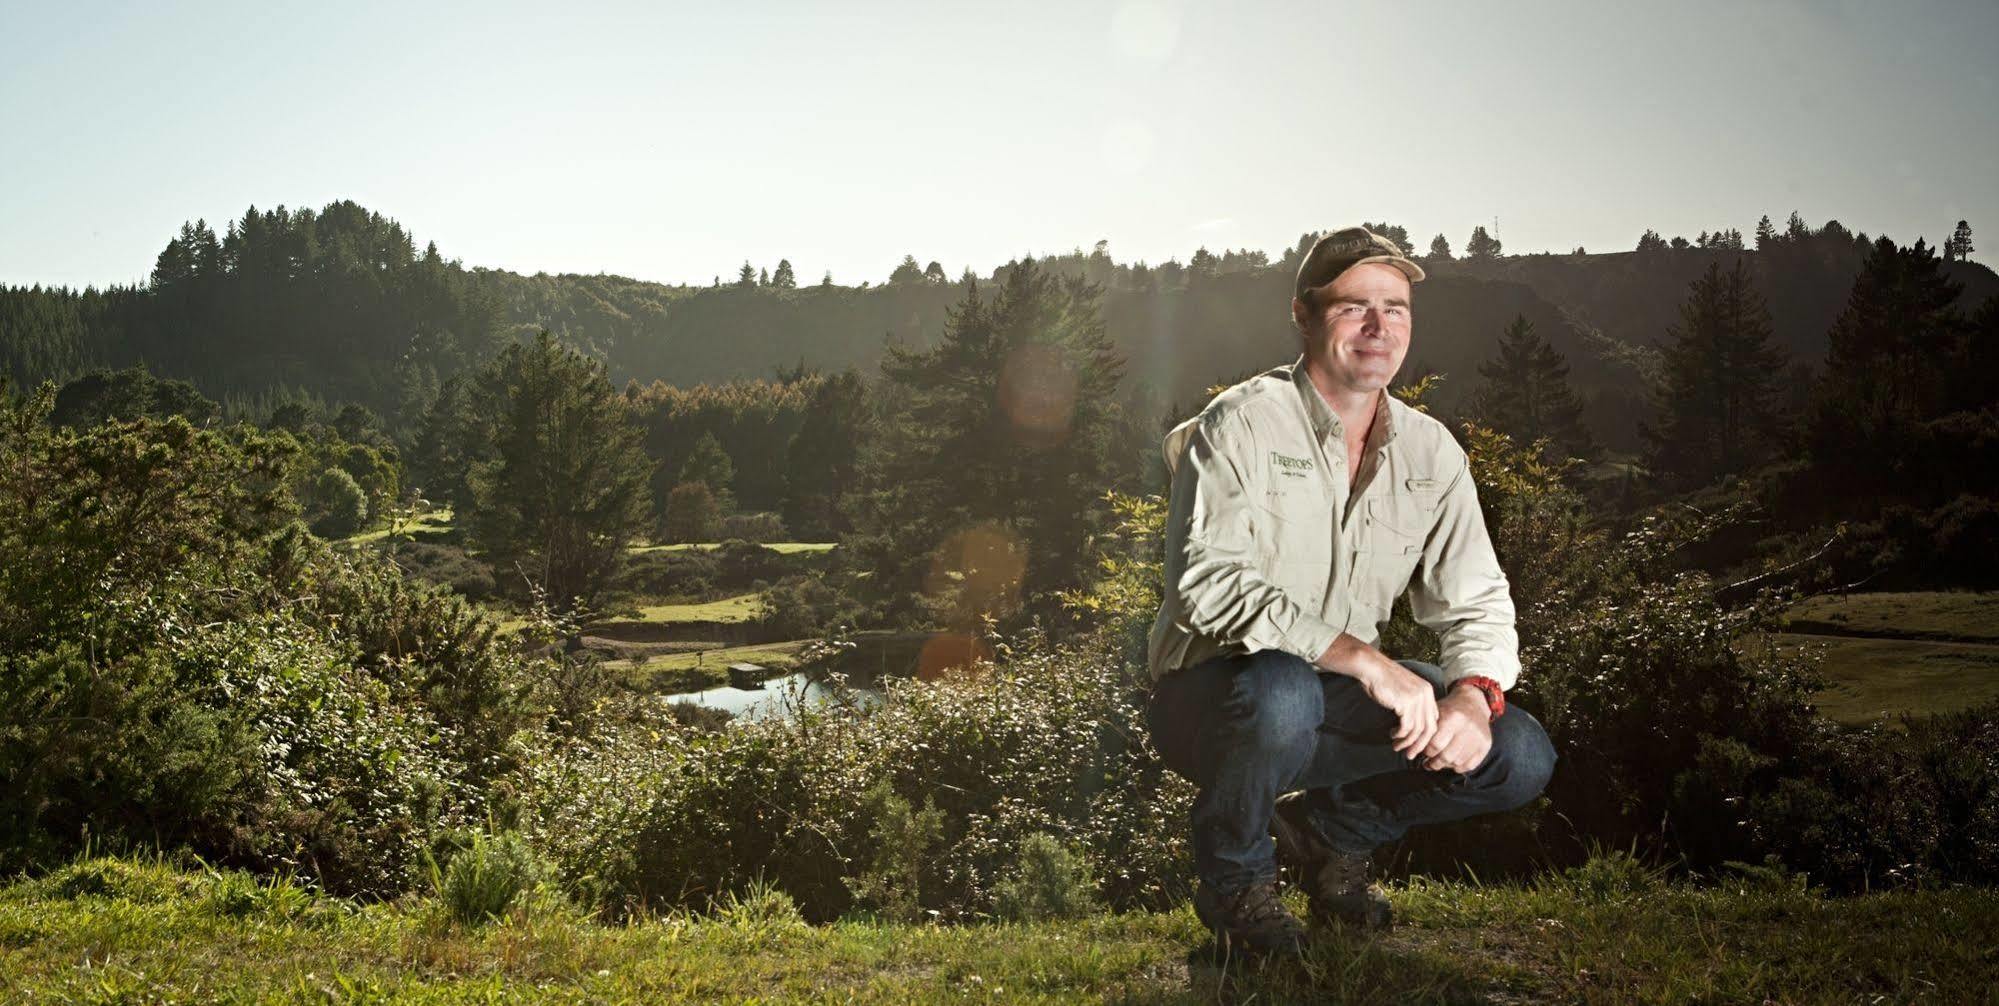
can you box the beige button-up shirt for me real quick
[1146,354,1522,690]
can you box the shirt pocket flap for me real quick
[1365,495,1430,546]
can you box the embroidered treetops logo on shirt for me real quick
[1269,451,1315,479]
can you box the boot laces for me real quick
[1231,881,1291,924]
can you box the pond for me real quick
[667,670,885,721]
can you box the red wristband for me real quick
[1454,675,1505,721]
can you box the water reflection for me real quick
[669,670,884,722]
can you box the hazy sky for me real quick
[3,0,1994,290]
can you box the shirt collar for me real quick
[1288,353,1396,448]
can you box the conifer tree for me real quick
[1804,237,1965,486]
[677,431,737,515]
[1471,315,1596,461]
[1465,225,1502,260]
[461,330,653,611]
[1428,233,1451,260]
[889,255,925,285]
[1755,215,1777,249]
[844,260,1132,624]
[1639,260,1790,488]
[772,258,797,289]
[782,369,867,539]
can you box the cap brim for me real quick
[1348,254,1426,283]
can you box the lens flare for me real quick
[998,342,1079,445]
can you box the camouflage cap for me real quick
[1293,226,1426,301]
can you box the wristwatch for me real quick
[1454,675,1505,721]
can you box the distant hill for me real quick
[6,202,1994,451]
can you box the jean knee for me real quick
[1224,651,1323,750]
[1484,708,1557,809]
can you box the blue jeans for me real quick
[1147,649,1557,894]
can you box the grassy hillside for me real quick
[3,854,1991,1004]
[1769,591,1999,725]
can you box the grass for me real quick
[1756,591,1999,725]
[625,592,765,624]
[601,640,814,693]
[340,506,457,546]
[3,853,1993,1003]
[1781,590,1999,644]
[1761,631,1999,725]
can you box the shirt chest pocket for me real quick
[1351,492,1437,610]
[1251,486,1334,582]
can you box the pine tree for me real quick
[1804,237,1965,489]
[772,258,797,289]
[1784,211,1811,242]
[461,330,653,612]
[1950,220,1974,262]
[677,431,737,514]
[1465,225,1502,260]
[889,255,925,285]
[758,266,770,287]
[782,369,867,539]
[1636,229,1668,254]
[1428,233,1451,260]
[1755,215,1777,249]
[1640,260,1790,488]
[844,260,1132,625]
[1471,315,1596,461]
[1360,222,1410,252]
[923,261,947,284]
[737,261,757,287]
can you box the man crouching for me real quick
[1144,226,1557,957]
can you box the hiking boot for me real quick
[1271,792,1393,930]
[1192,879,1307,958]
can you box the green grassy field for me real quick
[341,506,457,546]
[1764,632,1999,724]
[1767,591,1999,725]
[3,854,1991,1004]
[1781,590,1999,644]
[627,592,764,624]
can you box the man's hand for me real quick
[1317,634,1439,761]
[1418,687,1494,774]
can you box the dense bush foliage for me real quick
[0,382,543,895]
[515,625,1192,922]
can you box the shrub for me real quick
[843,779,945,922]
[665,482,719,543]
[719,511,787,543]
[430,829,551,926]
[388,542,498,599]
[712,874,807,932]
[514,624,1194,922]
[307,466,368,538]
[757,574,862,640]
[992,832,1099,921]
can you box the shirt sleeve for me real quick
[1407,452,1523,690]
[1162,412,1344,666]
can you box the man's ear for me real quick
[1290,295,1309,331]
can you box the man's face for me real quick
[1292,261,1412,394]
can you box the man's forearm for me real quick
[1313,632,1387,680]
